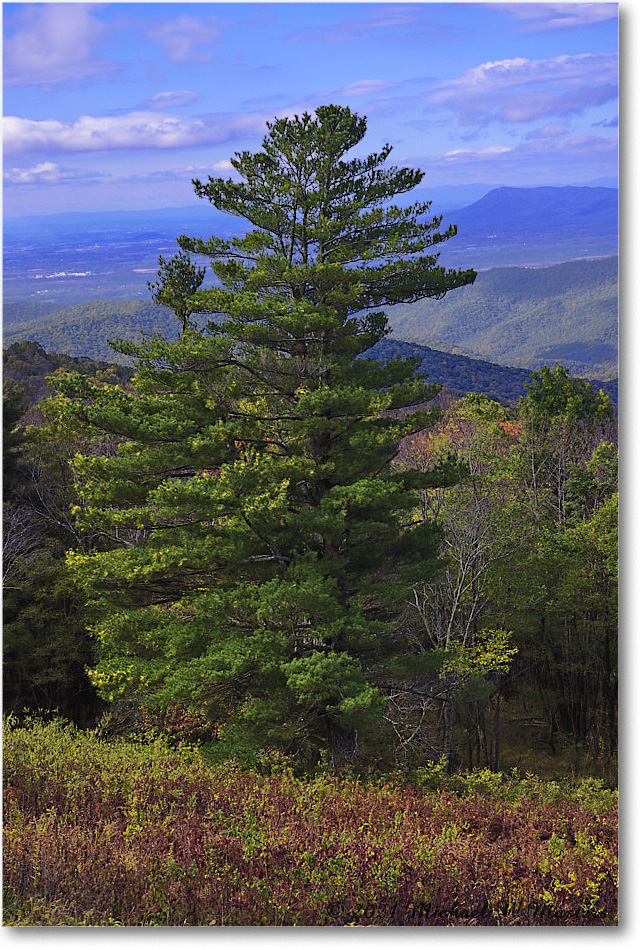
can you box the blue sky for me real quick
[3,1,620,216]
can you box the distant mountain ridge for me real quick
[448,186,617,239]
[3,185,618,306]
[436,185,618,269]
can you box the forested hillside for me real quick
[370,339,618,410]
[3,299,177,364]
[3,301,59,327]
[3,341,132,405]
[384,256,618,380]
[3,255,618,385]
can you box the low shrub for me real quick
[3,717,617,926]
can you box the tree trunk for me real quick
[443,698,455,772]
[493,692,501,772]
[328,724,358,769]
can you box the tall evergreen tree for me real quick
[59,105,475,765]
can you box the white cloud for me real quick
[3,162,102,185]
[3,112,268,157]
[147,15,222,65]
[428,53,618,126]
[3,3,121,87]
[444,145,514,159]
[3,157,239,199]
[141,92,202,111]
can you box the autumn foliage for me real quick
[3,718,617,926]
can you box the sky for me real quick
[2,1,621,217]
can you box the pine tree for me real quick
[59,105,475,765]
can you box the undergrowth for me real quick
[3,716,617,926]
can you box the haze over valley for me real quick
[4,184,618,401]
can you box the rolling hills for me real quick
[2,299,178,365]
[384,256,618,380]
[2,309,618,413]
[3,257,618,381]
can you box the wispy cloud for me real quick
[498,3,618,33]
[121,160,236,184]
[3,3,121,87]
[333,80,399,98]
[147,15,222,65]
[593,116,619,129]
[3,112,268,157]
[413,132,618,183]
[140,91,202,111]
[428,53,618,126]
[285,3,456,44]
[271,77,430,127]
[524,124,569,140]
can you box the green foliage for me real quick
[391,370,616,772]
[147,250,207,333]
[3,561,96,718]
[7,110,617,781]
[3,379,27,492]
[441,629,518,678]
[519,363,613,428]
[2,359,118,722]
[5,310,618,409]
[55,105,476,766]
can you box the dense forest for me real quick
[3,299,178,364]
[3,105,617,926]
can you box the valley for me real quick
[3,184,618,406]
